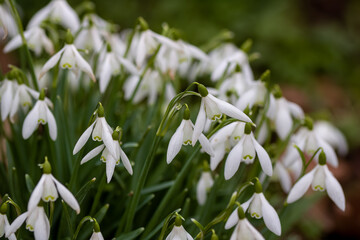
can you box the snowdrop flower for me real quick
[27,157,80,214]
[0,203,16,240]
[97,44,137,93]
[39,31,96,82]
[6,205,49,240]
[80,127,133,183]
[89,219,104,240]
[166,215,193,240]
[22,89,57,141]
[314,121,348,156]
[225,180,281,236]
[272,162,292,193]
[196,170,214,205]
[27,0,80,32]
[167,107,214,164]
[74,22,104,53]
[0,79,16,121]
[225,206,264,240]
[235,80,268,111]
[73,103,117,159]
[287,151,345,211]
[0,2,17,38]
[217,71,251,105]
[225,123,273,180]
[4,27,54,56]
[192,84,252,144]
[209,121,245,170]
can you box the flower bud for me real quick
[241,38,253,53]
[137,17,149,31]
[211,231,219,240]
[198,84,209,97]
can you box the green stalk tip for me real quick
[43,156,52,174]
[93,219,101,233]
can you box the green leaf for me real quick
[25,174,35,193]
[141,181,174,195]
[75,177,96,205]
[114,227,145,240]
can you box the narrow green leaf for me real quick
[75,177,96,205]
[141,181,174,195]
[114,227,145,240]
[25,174,35,193]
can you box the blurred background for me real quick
[2,0,360,239]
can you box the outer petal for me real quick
[225,207,239,229]
[100,118,116,159]
[99,55,112,93]
[39,48,64,79]
[275,106,292,140]
[251,134,273,176]
[260,193,281,236]
[324,166,345,211]
[80,144,105,164]
[106,157,116,183]
[71,45,96,82]
[210,143,225,170]
[317,136,338,167]
[245,218,265,240]
[73,121,96,154]
[1,82,13,121]
[119,147,133,175]
[198,134,215,157]
[224,137,244,180]
[46,107,57,140]
[9,88,20,122]
[5,212,28,237]
[52,176,80,214]
[28,175,46,211]
[3,34,22,53]
[275,163,292,193]
[166,121,185,164]
[34,208,50,240]
[287,167,317,203]
[192,99,206,145]
[208,94,252,123]
[235,88,257,111]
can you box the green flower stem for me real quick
[90,172,106,216]
[8,0,39,91]
[72,216,94,240]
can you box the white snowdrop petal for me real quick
[260,193,281,235]
[192,99,206,145]
[208,94,252,123]
[9,89,20,122]
[245,218,265,240]
[73,121,96,154]
[6,212,28,237]
[100,118,116,159]
[28,175,46,211]
[80,144,105,164]
[34,208,50,240]
[288,101,304,119]
[225,208,239,229]
[236,88,257,111]
[317,137,339,168]
[224,138,244,180]
[1,82,13,121]
[287,168,316,203]
[167,121,185,164]
[119,147,133,175]
[275,107,293,140]
[106,157,116,183]
[198,134,214,157]
[275,163,292,193]
[99,55,112,93]
[3,35,22,53]
[324,166,346,211]
[52,176,80,214]
[46,107,57,140]
[210,143,225,170]
[252,134,273,176]
[39,48,64,79]
[72,45,96,81]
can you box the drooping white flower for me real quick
[196,171,214,205]
[80,128,133,183]
[27,0,80,32]
[39,42,96,82]
[225,206,264,240]
[0,79,17,121]
[225,123,273,179]
[0,3,17,38]
[73,103,117,159]
[216,71,251,105]
[4,27,54,56]
[0,204,16,240]
[192,84,252,144]
[90,231,104,240]
[235,80,267,111]
[6,206,49,240]
[314,121,348,156]
[166,217,193,240]
[97,45,137,93]
[74,24,104,53]
[287,153,345,211]
[167,108,214,164]
[272,162,292,193]
[27,158,80,214]
[225,189,281,236]
[22,91,57,141]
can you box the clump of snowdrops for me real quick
[0,0,348,239]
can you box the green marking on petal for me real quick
[251,212,261,219]
[183,140,192,145]
[26,224,34,231]
[243,155,253,160]
[211,114,222,121]
[116,160,120,164]
[94,136,102,141]
[23,102,31,107]
[62,63,72,68]
[38,118,45,124]
[314,185,325,192]
[234,136,241,140]
[44,195,55,201]
[100,156,106,162]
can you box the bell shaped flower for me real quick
[235,80,267,111]
[166,215,193,240]
[0,79,17,121]
[4,27,54,56]
[74,23,104,53]
[209,121,246,170]
[22,89,57,141]
[0,2,17,38]
[192,84,252,144]
[73,103,117,159]
[27,0,80,32]
[196,170,214,205]
[27,158,80,214]
[0,203,16,240]
[272,162,292,193]
[267,93,304,140]
[314,121,348,156]
[225,123,273,180]
[167,107,214,164]
[80,127,133,183]
[39,31,95,82]
[89,219,104,240]
[226,206,264,240]
[287,151,345,211]
[6,205,49,240]
[225,180,281,236]
[97,44,137,93]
